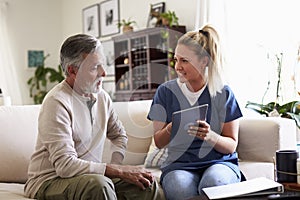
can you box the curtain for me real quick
[194,0,208,30]
[194,0,231,87]
[0,0,23,104]
[194,0,227,33]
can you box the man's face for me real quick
[74,51,106,94]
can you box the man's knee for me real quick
[77,174,116,199]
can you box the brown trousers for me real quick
[35,174,165,200]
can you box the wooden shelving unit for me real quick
[112,26,186,101]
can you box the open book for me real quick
[202,177,284,199]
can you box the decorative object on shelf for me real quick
[99,0,120,37]
[82,4,100,38]
[246,52,300,128]
[147,2,165,28]
[27,54,64,104]
[159,10,179,27]
[117,18,136,33]
[27,50,44,69]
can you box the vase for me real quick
[123,26,133,33]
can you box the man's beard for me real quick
[76,78,103,94]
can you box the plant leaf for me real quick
[245,101,275,114]
[286,112,300,129]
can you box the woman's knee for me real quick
[162,170,199,200]
[199,164,240,189]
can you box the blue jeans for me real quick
[161,164,241,200]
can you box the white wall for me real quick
[7,0,62,104]
[60,0,198,40]
[7,0,198,105]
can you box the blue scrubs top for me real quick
[147,79,243,181]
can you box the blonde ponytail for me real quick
[177,24,225,97]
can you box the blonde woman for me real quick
[148,24,243,200]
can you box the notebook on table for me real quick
[202,177,284,199]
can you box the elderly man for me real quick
[24,34,162,200]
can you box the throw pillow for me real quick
[144,138,168,168]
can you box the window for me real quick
[224,0,300,106]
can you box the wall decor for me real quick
[101,39,115,76]
[27,50,44,68]
[100,0,120,37]
[147,2,165,27]
[82,4,100,38]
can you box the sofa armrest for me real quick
[237,117,297,162]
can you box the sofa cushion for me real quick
[237,117,297,163]
[0,183,32,199]
[144,138,168,168]
[239,161,274,180]
[0,105,40,183]
[111,100,153,165]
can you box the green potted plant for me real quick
[245,101,300,128]
[117,18,136,33]
[159,10,179,27]
[27,54,64,104]
[245,53,300,128]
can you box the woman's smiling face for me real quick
[174,44,206,85]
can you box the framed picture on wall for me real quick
[101,39,115,76]
[82,4,100,38]
[27,50,44,69]
[99,0,120,37]
[147,2,165,27]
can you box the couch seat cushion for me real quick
[239,161,274,180]
[0,183,33,199]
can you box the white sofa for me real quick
[0,100,297,199]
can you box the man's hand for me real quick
[105,164,154,190]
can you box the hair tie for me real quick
[199,29,208,37]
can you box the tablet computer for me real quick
[171,104,208,135]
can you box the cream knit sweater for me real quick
[24,81,127,198]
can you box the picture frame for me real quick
[82,4,100,38]
[101,39,115,76]
[27,50,44,69]
[99,0,120,37]
[147,2,165,28]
